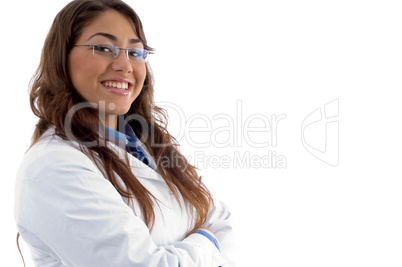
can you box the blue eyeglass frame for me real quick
[73,44,150,62]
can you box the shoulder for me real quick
[17,129,101,183]
[14,129,113,225]
[14,130,134,243]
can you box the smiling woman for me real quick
[68,10,147,125]
[14,0,234,266]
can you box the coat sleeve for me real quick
[203,187,237,267]
[14,145,224,267]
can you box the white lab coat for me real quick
[14,128,235,266]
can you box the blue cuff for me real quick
[194,230,220,252]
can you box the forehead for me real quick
[78,9,139,43]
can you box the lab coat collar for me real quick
[43,126,165,183]
[128,153,164,182]
[109,139,164,183]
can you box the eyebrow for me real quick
[87,32,143,44]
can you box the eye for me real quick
[93,45,113,54]
[128,48,142,58]
[128,48,149,62]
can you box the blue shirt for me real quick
[105,118,150,167]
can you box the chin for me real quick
[104,100,132,114]
[108,107,131,116]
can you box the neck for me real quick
[102,115,118,130]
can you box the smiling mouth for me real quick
[102,81,130,90]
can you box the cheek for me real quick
[134,64,147,85]
[68,55,103,92]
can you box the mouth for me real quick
[100,79,134,96]
[101,80,130,90]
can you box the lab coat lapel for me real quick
[127,151,163,182]
[106,139,163,182]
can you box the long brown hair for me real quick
[29,0,212,233]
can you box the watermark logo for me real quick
[301,99,339,166]
[159,100,288,169]
[159,100,287,149]
[63,99,288,170]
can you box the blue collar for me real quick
[105,117,149,166]
[105,119,138,148]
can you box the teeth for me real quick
[103,81,129,90]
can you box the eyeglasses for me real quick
[73,44,150,63]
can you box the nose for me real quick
[110,49,133,73]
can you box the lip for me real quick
[100,78,134,96]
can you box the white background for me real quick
[1,0,401,266]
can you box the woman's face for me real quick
[68,10,146,128]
